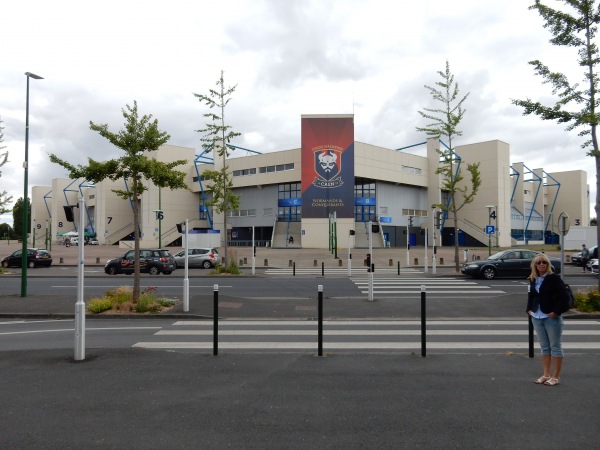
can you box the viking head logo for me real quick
[315,149,341,181]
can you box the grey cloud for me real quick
[226,0,368,88]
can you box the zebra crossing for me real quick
[351,277,506,297]
[133,319,600,353]
[264,267,418,275]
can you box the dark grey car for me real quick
[461,249,561,280]
[104,249,176,275]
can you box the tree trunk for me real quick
[452,202,460,273]
[222,150,228,266]
[594,150,600,289]
[133,186,141,303]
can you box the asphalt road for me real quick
[2,253,599,449]
[1,347,599,449]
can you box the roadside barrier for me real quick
[206,283,433,358]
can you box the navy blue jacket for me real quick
[527,273,569,316]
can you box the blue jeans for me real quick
[531,316,564,357]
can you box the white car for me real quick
[174,248,220,269]
[587,258,598,274]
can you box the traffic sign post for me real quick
[485,225,495,256]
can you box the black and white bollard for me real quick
[318,285,323,356]
[213,284,219,356]
[421,284,427,357]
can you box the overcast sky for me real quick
[0,0,594,227]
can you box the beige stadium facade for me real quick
[29,135,589,251]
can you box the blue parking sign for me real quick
[485,225,495,234]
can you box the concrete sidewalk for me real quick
[1,240,490,268]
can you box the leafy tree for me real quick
[194,70,241,265]
[0,116,12,215]
[417,60,482,272]
[512,0,600,286]
[0,223,13,240]
[12,197,30,241]
[49,101,188,303]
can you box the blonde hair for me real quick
[528,254,554,281]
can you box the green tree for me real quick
[0,223,13,240]
[194,70,241,266]
[0,116,12,215]
[417,60,482,272]
[49,101,188,303]
[512,1,600,286]
[12,197,30,241]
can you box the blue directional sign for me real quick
[485,225,495,234]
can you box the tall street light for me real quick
[21,71,43,297]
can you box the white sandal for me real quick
[544,377,560,386]
[534,375,551,384]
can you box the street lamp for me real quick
[485,205,496,256]
[21,71,43,297]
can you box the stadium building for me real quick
[30,115,589,250]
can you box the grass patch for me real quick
[87,286,179,314]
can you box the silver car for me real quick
[174,248,220,269]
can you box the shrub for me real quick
[87,298,114,313]
[86,285,178,314]
[104,286,133,304]
[134,296,162,314]
[575,289,600,313]
[211,252,241,275]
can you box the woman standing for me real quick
[526,254,570,386]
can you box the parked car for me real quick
[174,248,220,269]
[461,249,561,280]
[587,258,598,274]
[1,248,53,268]
[87,238,99,245]
[104,249,177,275]
[570,245,598,266]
